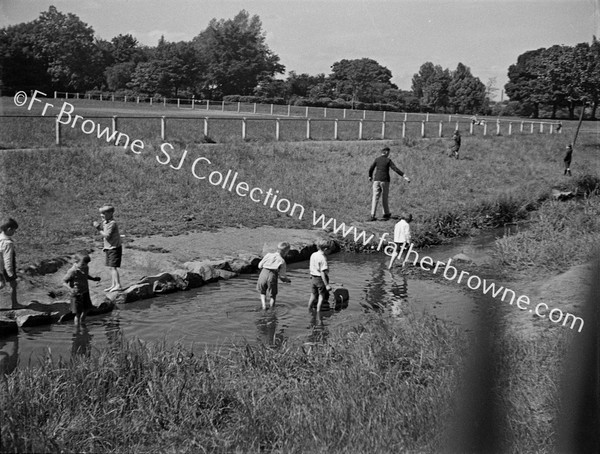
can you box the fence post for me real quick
[191,98,195,110]
[404,112,408,121]
[455,121,459,131]
[287,105,291,117]
[204,117,209,137]
[76,93,80,100]
[112,116,117,133]
[206,100,209,110]
[253,103,257,114]
[530,122,534,134]
[222,100,225,111]
[426,112,430,122]
[125,96,127,103]
[177,98,180,109]
[470,122,474,135]
[161,117,166,141]
[55,116,61,146]
[540,122,544,133]
[275,118,280,141]
[305,106,309,117]
[402,121,406,138]
[334,119,339,140]
[359,119,364,140]
[496,120,500,136]
[54,91,57,99]
[383,111,386,122]
[438,121,443,137]
[449,115,452,122]
[111,94,114,102]
[137,96,140,104]
[163,97,166,107]
[237,102,241,113]
[343,108,347,119]
[270,104,274,115]
[421,121,426,138]
[550,123,554,134]
[242,118,247,140]
[324,107,327,118]
[483,122,488,136]
[363,110,366,120]
[306,118,311,139]
[381,120,386,140]
[520,121,524,133]
[508,122,513,135]
[100,94,103,101]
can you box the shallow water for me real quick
[0,230,504,373]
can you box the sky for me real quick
[1,0,599,99]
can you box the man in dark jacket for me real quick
[368,147,410,221]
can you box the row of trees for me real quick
[0,6,491,114]
[2,6,598,118]
[505,39,600,119]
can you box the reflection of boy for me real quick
[63,252,100,326]
[93,205,122,292]
[388,213,412,269]
[308,240,333,312]
[0,218,19,309]
[256,242,291,310]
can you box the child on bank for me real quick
[92,205,122,292]
[63,252,101,326]
[388,213,413,269]
[308,240,333,312]
[256,242,291,310]
[0,218,19,309]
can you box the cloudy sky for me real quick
[2,0,599,99]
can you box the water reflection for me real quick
[307,309,332,344]
[255,310,285,347]
[71,325,92,358]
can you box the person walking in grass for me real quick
[449,130,461,159]
[388,213,413,269]
[308,239,333,313]
[92,205,123,292]
[368,147,411,221]
[0,218,19,309]
[564,144,573,176]
[63,252,101,326]
[256,242,291,310]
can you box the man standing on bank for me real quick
[368,147,410,221]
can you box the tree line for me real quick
[1,6,598,118]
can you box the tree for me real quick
[329,58,396,107]
[29,6,103,91]
[505,48,545,118]
[193,10,284,98]
[411,62,450,112]
[447,63,486,114]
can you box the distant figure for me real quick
[0,218,19,309]
[449,130,461,159]
[388,213,413,269]
[63,252,101,326]
[556,122,562,133]
[368,147,411,221]
[470,115,485,126]
[256,242,291,310]
[564,144,573,176]
[308,240,333,312]
[93,205,122,292]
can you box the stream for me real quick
[0,228,506,373]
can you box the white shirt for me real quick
[393,220,411,243]
[309,250,328,276]
[258,252,288,279]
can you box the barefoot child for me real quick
[93,205,122,292]
[63,252,101,326]
[388,213,412,269]
[256,242,291,310]
[308,240,333,312]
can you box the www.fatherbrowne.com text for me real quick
[14,90,584,332]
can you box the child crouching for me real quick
[63,252,101,326]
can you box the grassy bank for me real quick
[0,311,574,453]
[1,133,598,266]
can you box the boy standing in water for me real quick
[564,144,573,176]
[63,252,101,326]
[93,205,122,292]
[256,242,291,310]
[308,240,333,313]
[388,213,413,269]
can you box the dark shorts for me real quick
[105,246,122,268]
[71,292,93,315]
[311,275,329,299]
[256,268,278,296]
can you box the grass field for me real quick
[1,99,599,452]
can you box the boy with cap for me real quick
[256,242,292,310]
[93,205,122,292]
